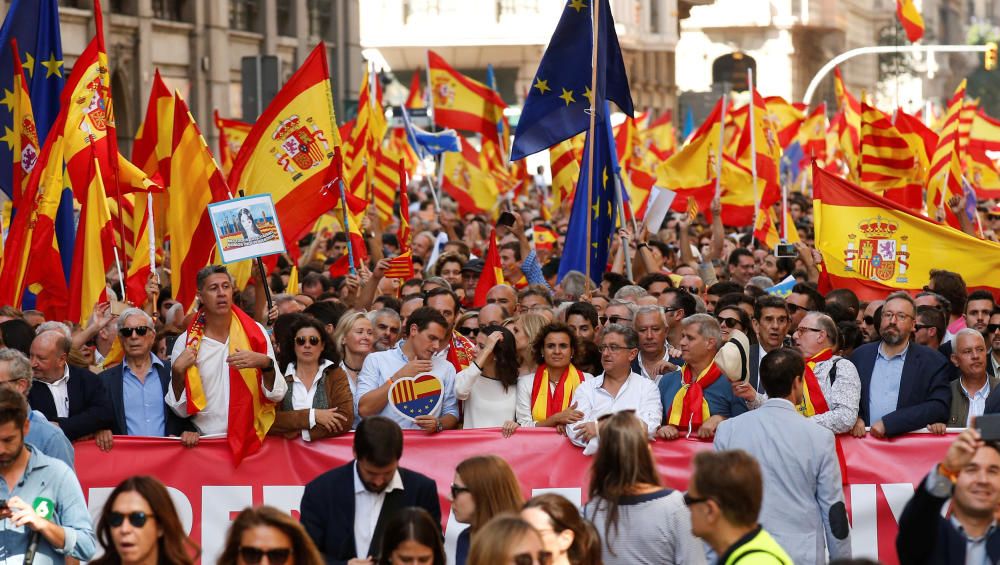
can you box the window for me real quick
[277,1,294,36]
[152,0,186,21]
[230,0,260,32]
[308,0,336,40]
[650,0,660,34]
[110,0,135,14]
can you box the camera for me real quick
[774,243,797,258]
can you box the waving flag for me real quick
[405,68,426,109]
[346,66,388,200]
[473,229,505,307]
[400,105,460,158]
[798,103,828,163]
[440,137,499,216]
[214,111,252,176]
[384,160,414,280]
[833,68,862,177]
[427,51,506,144]
[858,103,922,209]
[927,80,966,213]
[896,0,925,42]
[6,40,39,205]
[549,138,580,217]
[69,156,116,324]
[510,0,633,160]
[656,98,723,189]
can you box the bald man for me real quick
[486,284,518,313]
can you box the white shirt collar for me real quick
[284,359,335,381]
[51,364,70,386]
[353,461,404,495]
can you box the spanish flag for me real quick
[441,137,500,216]
[549,138,580,217]
[797,103,828,163]
[639,110,676,162]
[384,161,414,280]
[970,109,1000,151]
[133,71,174,181]
[213,111,252,177]
[763,96,806,148]
[473,229,504,308]
[813,163,1000,300]
[69,157,116,325]
[427,50,507,145]
[7,40,39,205]
[656,98,724,189]
[733,88,781,196]
[405,68,426,109]
[896,0,925,43]
[833,68,862,177]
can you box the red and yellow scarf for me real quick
[184,306,277,464]
[799,348,832,416]
[530,364,583,422]
[665,362,724,429]
[446,331,476,372]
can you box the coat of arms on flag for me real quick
[389,373,443,420]
[271,115,331,179]
[843,216,911,283]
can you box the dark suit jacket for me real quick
[300,461,441,565]
[98,361,194,437]
[897,471,1000,564]
[749,345,761,392]
[28,365,113,441]
[850,340,951,436]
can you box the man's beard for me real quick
[882,328,905,346]
[362,479,388,494]
[0,441,24,470]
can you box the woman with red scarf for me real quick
[515,323,592,430]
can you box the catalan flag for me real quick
[510,0,633,160]
[858,103,922,209]
[385,162,414,280]
[214,111,252,177]
[473,229,504,308]
[814,164,1000,300]
[927,80,966,213]
[370,143,402,223]
[427,50,506,145]
[896,0,925,43]
[346,66,388,201]
[833,68,862,177]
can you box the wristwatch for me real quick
[435,420,443,433]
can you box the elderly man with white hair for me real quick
[930,328,1000,433]
[95,308,198,451]
[0,349,74,468]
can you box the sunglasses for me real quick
[295,336,321,347]
[914,324,933,332]
[606,315,633,325]
[786,303,805,314]
[118,326,151,338]
[683,492,710,507]
[988,324,1000,334]
[863,316,876,326]
[450,484,470,499]
[108,511,153,528]
[717,317,741,329]
[512,551,553,565]
[238,547,292,565]
[680,286,701,294]
[457,326,480,338]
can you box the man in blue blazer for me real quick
[95,308,196,450]
[300,416,441,565]
[27,328,112,441]
[850,291,951,438]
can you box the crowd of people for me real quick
[2,184,1000,564]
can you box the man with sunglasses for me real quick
[95,308,197,452]
[850,291,951,439]
[28,326,113,441]
[987,308,1000,379]
[786,284,824,335]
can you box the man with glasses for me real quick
[0,349,73,468]
[686,450,792,565]
[95,308,197,451]
[28,326,113,441]
[987,308,1000,379]
[602,300,637,329]
[715,348,851,564]
[566,325,661,455]
[791,312,860,434]
[786,284,824,334]
[850,291,951,438]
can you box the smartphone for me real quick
[497,212,517,228]
[978,413,1000,441]
[775,243,797,258]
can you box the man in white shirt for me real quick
[568,324,662,455]
[632,306,678,382]
[357,307,460,433]
[168,266,285,436]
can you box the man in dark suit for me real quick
[95,308,197,451]
[28,326,112,441]
[300,416,440,565]
[896,428,1000,564]
[850,291,951,438]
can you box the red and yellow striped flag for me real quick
[896,0,925,42]
[927,80,966,212]
[69,157,115,325]
[833,68,862,178]
[549,138,580,217]
[858,103,922,209]
[473,229,504,308]
[405,68,426,109]
[970,109,1000,151]
[797,103,828,163]
[427,50,507,144]
[214,111,252,177]
[385,160,414,280]
[370,144,402,223]
[441,137,500,216]
[346,66,388,200]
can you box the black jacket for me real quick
[299,461,441,565]
[98,361,195,436]
[28,365,114,441]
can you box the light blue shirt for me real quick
[521,249,551,290]
[25,411,74,470]
[0,446,96,564]
[961,378,991,427]
[869,342,908,424]
[122,354,167,437]
[356,341,458,429]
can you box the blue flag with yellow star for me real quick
[510,0,632,161]
[557,104,616,284]
[0,0,65,199]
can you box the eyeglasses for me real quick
[882,311,913,322]
[238,547,292,565]
[862,316,876,326]
[989,324,1000,334]
[662,307,682,313]
[606,315,633,325]
[682,492,710,507]
[597,344,635,354]
[108,511,153,528]
[717,317,741,329]
[786,303,805,314]
[680,286,701,294]
[457,326,480,338]
[914,324,933,332]
[295,336,321,347]
[450,484,470,499]
[118,326,152,338]
[796,326,824,335]
[513,551,553,565]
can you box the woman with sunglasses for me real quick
[92,476,199,565]
[271,316,353,440]
[521,494,601,565]
[584,412,706,565]
[715,305,755,345]
[456,312,480,342]
[451,455,525,565]
[468,514,551,565]
[218,506,323,565]
[376,507,446,565]
[515,323,589,430]
[332,311,374,428]
[455,326,521,434]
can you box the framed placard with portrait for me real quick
[207,194,286,264]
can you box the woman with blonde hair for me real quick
[331,310,373,428]
[218,506,324,565]
[450,455,525,565]
[505,313,548,376]
[468,514,550,565]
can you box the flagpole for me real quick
[147,193,156,277]
[713,94,727,201]
[748,68,760,243]
[584,0,601,281]
[781,173,789,242]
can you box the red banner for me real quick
[76,429,954,565]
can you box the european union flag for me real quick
[766,275,796,298]
[400,105,460,158]
[0,0,65,199]
[558,105,616,284]
[681,106,695,140]
[781,141,805,184]
[510,0,633,161]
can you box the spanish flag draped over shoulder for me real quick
[473,229,504,308]
[813,163,1000,300]
[896,0,925,42]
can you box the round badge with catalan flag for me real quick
[388,373,443,420]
